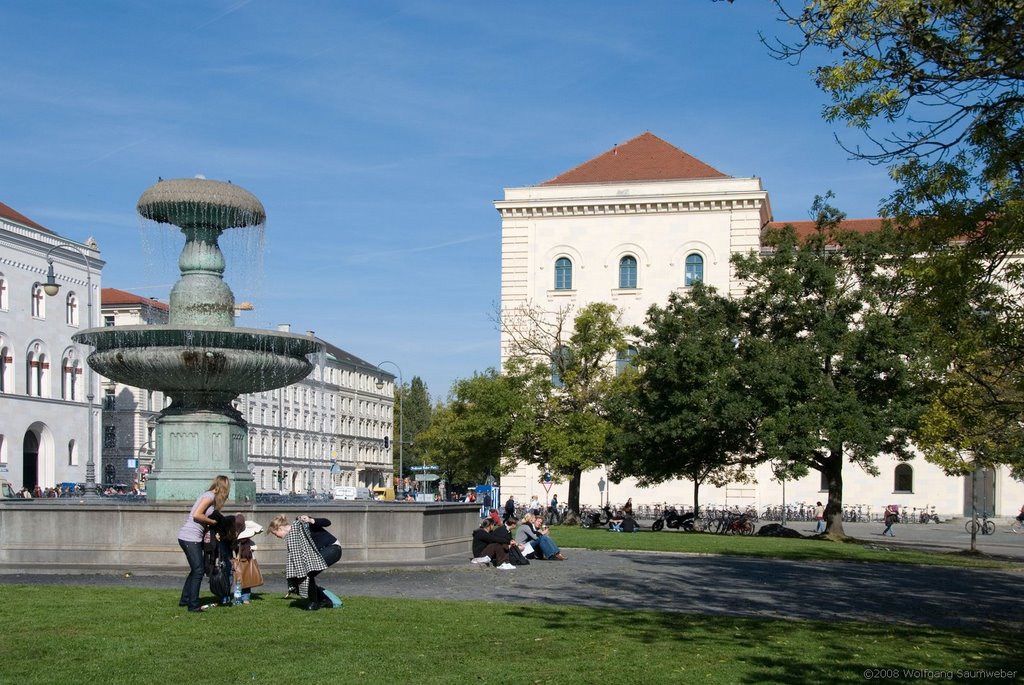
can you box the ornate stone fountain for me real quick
[73,178,322,501]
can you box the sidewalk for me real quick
[779,519,1024,561]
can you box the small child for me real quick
[233,520,265,603]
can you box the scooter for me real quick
[651,508,695,532]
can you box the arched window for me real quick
[894,464,913,493]
[618,256,637,289]
[0,434,6,465]
[551,345,570,387]
[684,253,704,286]
[0,342,12,393]
[0,275,8,310]
[554,257,573,290]
[68,440,78,466]
[31,283,46,318]
[62,355,74,400]
[616,346,638,375]
[65,292,79,326]
[26,349,47,397]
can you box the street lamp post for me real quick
[375,361,403,498]
[43,242,98,498]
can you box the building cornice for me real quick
[496,193,769,220]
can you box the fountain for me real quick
[0,177,475,574]
[73,178,322,501]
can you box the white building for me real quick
[237,333,396,495]
[496,132,1021,519]
[0,201,103,492]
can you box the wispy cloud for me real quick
[192,0,256,32]
[337,233,492,265]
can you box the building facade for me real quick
[97,288,171,487]
[496,133,1022,519]
[0,201,103,492]
[237,332,396,495]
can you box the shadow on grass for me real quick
[501,602,1023,684]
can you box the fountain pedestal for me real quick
[145,408,255,502]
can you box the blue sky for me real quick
[1,1,893,399]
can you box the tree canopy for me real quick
[607,283,755,513]
[500,302,629,512]
[733,197,925,536]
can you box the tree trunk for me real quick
[567,467,582,514]
[692,479,701,517]
[823,447,846,538]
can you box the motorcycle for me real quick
[581,504,614,529]
[651,508,695,532]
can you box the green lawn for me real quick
[549,526,1017,569]
[2,584,1019,685]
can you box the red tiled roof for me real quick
[101,288,169,312]
[0,201,54,234]
[539,132,728,186]
[766,218,886,241]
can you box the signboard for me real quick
[410,465,438,472]
[126,459,137,468]
[414,473,440,482]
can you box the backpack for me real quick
[508,545,530,566]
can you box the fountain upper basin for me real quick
[73,325,321,397]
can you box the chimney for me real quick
[277,324,291,332]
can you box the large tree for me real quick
[400,376,433,474]
[764,1,1024,478]
[734,197,925,537]
[500,301,628,513]
[416,368,540,487]
[606,283,756,515]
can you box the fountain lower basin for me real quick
[74,325,319,400]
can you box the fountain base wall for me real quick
[0,502,478,572]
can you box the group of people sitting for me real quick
[471,512,566,570]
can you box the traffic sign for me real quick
[410,465,438,472]
[414,473,440,482]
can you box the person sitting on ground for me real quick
[516,513,566,560]
[471,518,513,569]
[487,508,502,526]
[493,514,531,565]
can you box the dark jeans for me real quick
[319,544,342,567]
[178,539,205,610]
[306,544,341,605]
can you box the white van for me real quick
[332,486,371,501]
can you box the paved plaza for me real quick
[3,520,1021,631]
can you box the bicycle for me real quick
[965,513,995,536]
[1010,517,1024,534]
